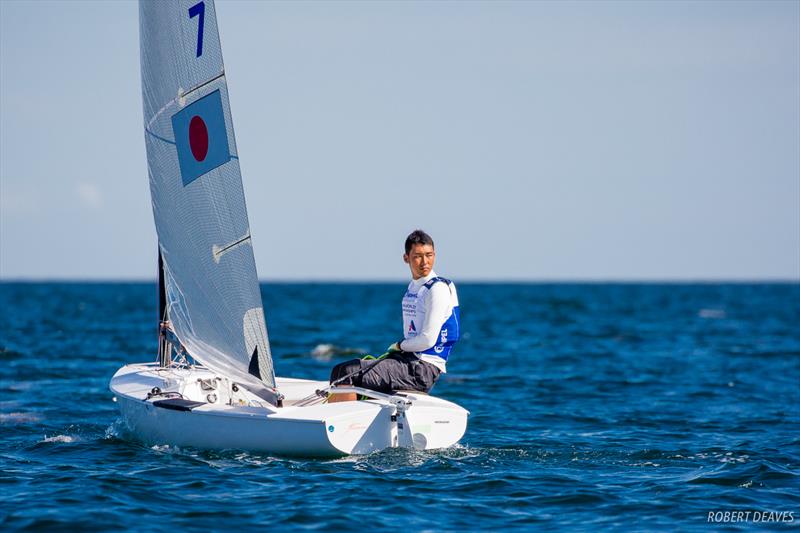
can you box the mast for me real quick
[158,248,166,325]
[157,248,170,368]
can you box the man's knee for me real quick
[359,358,398,393]
[330,359,362,384]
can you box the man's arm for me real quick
[399,283,451,353]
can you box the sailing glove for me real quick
[387,341,403,353]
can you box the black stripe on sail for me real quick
[248,346,260,378]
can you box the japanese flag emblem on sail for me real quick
[171,89,231,186]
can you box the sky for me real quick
[1,0,798,281]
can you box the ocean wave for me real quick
[150,444,182,454]
[0,412,42,424]
[309,343,367,360]
[40,434,80,444]
[685,460,797,487]
[698,308,727,319]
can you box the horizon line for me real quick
[1,276,798,284]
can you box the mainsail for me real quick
[139,0,277,398]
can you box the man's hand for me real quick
[387,341,403,353]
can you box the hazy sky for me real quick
[1,0,798,280]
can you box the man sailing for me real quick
[329,230,460,400]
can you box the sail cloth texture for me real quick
[139,0,277,396]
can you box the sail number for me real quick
[189,1,205,57]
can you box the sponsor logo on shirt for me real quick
[434,329,448,353]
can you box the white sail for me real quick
[139,0,276,398]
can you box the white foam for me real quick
[309,343,366,360]
[699,308,726,319]
[41,434,79,443]
[311,343,335,358]
[105,418,136,441]
[151,444,182,453]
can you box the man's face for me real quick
[404,243,436,280]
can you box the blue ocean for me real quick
[1,282,798,530]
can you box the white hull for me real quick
[110,363,468,456]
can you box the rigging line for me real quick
[180,71,225,99]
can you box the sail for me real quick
[139,0,277,398]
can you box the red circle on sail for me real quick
[188,115,209,162]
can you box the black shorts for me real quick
[330,352,441,394]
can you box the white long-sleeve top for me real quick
[398,270,460,372]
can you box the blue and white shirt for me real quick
[399,270,460,372]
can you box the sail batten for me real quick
[180,71,226,100]
[140,0,276,396]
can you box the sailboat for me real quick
[109,0,468,456]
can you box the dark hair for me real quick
[405,229,434,254]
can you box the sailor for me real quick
[329,230,460,400]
